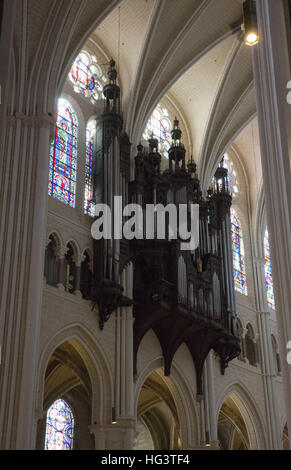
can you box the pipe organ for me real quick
[90,61,240,394]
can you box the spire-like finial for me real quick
[187,155,197,175]
[108,58,118,82]
[148,133,159,153]
[171,118,182,142]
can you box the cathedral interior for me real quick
[0,0,291,451]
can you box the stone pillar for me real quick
[203,351,219,447]
[0,113,54,449]
[35,410,47,450]
[240,327,247,361]
[89,424,106,450]
[253,257,282,449]
[43,236,52,284]
[253,0,291,436]
[56,246,67,290]
[113,263,135,449]
[197,394,205,446]
[73,254,85,298]
[0,1,16,147]
[89,423,136,450]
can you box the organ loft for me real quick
[89,60,241,396]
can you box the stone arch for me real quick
[64,238,81,264]
[36,323,114,427]
[82,247,93,267]
[282,422,289,450]
[216,381,267,450]
[200,107,256,191]
[44,231,62,286]
[22,1,119,115]
[87,114,98,127]
[135,357,200,449]
[47,229,63,252]
[58,92,85,128]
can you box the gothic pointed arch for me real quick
[216,382,267,450]
[36,324,114,431]
[135,354,200,450]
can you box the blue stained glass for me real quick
[48,99,78,207]
[45,399,74,450]
[264,230,275,309]
[84,120,96,217]
[69,51,105,103]
[231,209,247,295]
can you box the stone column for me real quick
[0,1,16,148]
[203,351,219,447]
[43,236,52,284]
[253,0,291,436]
[35,410,47,450]
[56,246,67,291]
[89,423,135,450]
[73,253,85,298]
[0,113,54,449]
[253,257,282,449]
[113,263,135,449]
[240,327,247,361]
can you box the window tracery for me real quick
[45,399,74,450]
[69,51,106,103]
[48,99,78,207]
[143,105,172,158]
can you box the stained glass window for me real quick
[143,105,171,158]
[231,209,247,295]
[45,399,74,450]
[264,230,275,309]
[69,51,106,104]
[84,120,96,217]
[48,99,78,207]
[222,154,239,197]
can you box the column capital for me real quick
[56,245,68,259]
[257,310,271,318]
[254,257,265,266]
[241,327,248,339]
[74,253,85,267]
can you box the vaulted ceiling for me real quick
[87,0,260,198]
[19,0,262,212]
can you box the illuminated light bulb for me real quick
[242,0,259,47]
[245,32,259,46]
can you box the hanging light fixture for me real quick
[205,431,211,447]
[112,406,117,424]
[242,0,259,46]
